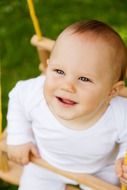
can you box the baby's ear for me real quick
[109,81,125,97]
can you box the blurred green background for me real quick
[0,0,127,189]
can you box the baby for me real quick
[7,20,127,190]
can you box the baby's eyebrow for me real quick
[48,60,63,68]
[49,63,61,68]
[48,59,57,65]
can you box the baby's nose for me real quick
[61,80,76,93]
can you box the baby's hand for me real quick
[7,142,40,165]
[115,158,127,185]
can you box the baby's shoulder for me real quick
[109,97,127,135]
[9,75,45,106]
[15,75,45,91]
[110,96,127,124]
[111,96,127,110]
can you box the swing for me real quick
[0,1,126,190]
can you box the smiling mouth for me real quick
[56,97,77,106]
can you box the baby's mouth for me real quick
[56,97,77,106]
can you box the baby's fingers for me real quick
[123,165,127,173]
[7,154,16,162]
[120,177,127,185]
[115,158,123,177]
[122,165,127,179]
[30,144,40,158]
[8,154,21,163]
[18,157,29,165]
[8,152,29,165]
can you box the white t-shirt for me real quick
[7,75,127,174]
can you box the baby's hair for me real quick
[65,20,127,81]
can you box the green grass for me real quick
[0,0,127,189]
[0,180,18,190]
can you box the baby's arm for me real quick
[7,142,40,165]
[7,81,40,165]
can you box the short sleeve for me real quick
[115,97,127,159]
[7,81,34,145]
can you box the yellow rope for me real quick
[121,152,127,190]
[27,0,42,40]
[0,77,9,171]
[0,86,2,136]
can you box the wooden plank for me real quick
[31,35,55,51]
[31,35,55,71]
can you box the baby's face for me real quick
[44,32,115,122]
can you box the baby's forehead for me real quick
[54,30,115,58]
[56,30,113,49]
[52,23,126,81]
[51,32,115,68]
[51,31,123,81]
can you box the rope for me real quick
[122,152,127,190]
[0,86,2,136]
[27,0,42,40]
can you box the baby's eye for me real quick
[54,69,65,75]
[79,77,92,82]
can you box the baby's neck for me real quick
[54,104,109,131]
